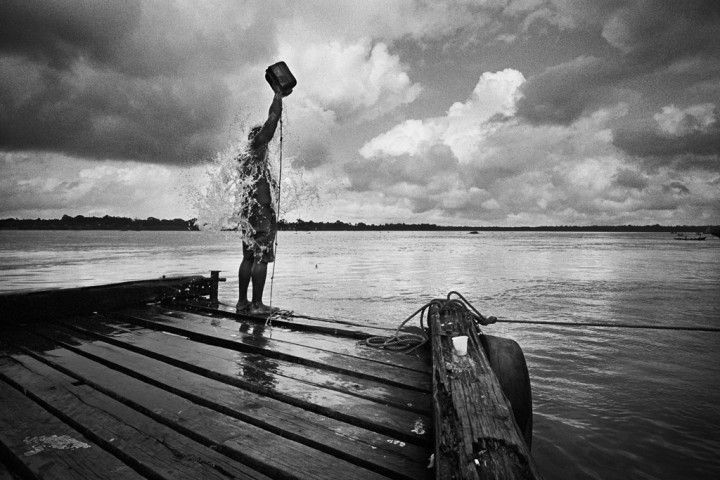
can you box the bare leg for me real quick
[251,261,268,306]
[237,257,253,311]
[249,261,278,314]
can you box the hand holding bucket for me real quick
[266,61,297,96]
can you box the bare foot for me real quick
[236,300,250,312]
[249,303,279,315]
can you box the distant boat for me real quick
[469,231,479,234]
[705,226,720,238]
[673,232,706,241]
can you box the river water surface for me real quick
[1,230,719,479]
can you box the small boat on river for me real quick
[673,232,707,241]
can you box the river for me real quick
[1,229,719,479]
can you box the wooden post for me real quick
[209,270,221,303]
[430,303,542,479]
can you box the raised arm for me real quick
[251,92,283,148]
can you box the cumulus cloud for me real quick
[0,1,279,164]
[354,67,719,225]
[513,1,720,126]
[515,55,631,125]
[654,104,716,137]
[613,103,720,169]
[1,0,718,224]
[0,1,425,166]
[279,39,421,123]
[601,1,720,64]
[0,151,199,218]
[0,56,231,163]
[284,0,494,44]
[360,69,524,163]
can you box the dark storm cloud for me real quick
[516,0,720,126]
[662,182,690,195]
[292,142,331,169]
[612,168,648,190]
[0,0,141,69]
[613,124,720,171]
[601,0,720,66]
[0,1,277,164]
[516,56,626,125]
[0,64,231,163]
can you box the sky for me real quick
[1,0,719,226]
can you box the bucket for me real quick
[265,61,297,96]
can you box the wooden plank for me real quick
[6,326,431,480]
[180,300,407,340]
[0,275,212,323]
[0,354,272,480]
[109,309,432,392]
[0,460,17,480]
[0,376,144,480]
[136,304,430,373]
[53,317,431,446]
[430,305,542,480]
[65,314,431,414]
[110,307,430,390]
[91,316,431,415]
[0,351,389,480]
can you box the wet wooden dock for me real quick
[0,278,434,479]
[1,276,541,479]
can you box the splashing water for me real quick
[188,120,319,243]
[191,140,254,237]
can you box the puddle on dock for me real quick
[234,353,279,390]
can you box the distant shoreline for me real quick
[0,215,717,234]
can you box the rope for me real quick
[442,291,497,327]
[362,292,496,354]
[493,318,720,332]
[362,303,433,355]
[276,288,718,346]
[265,308,294,327]
[440,292,720,332]
[268,115,283,310]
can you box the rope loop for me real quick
[362,292,495,354]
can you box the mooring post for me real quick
[209,270,221,304]
[430,303,542,479]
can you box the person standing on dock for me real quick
[236,91,283,314]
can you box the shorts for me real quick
[242,203,276,263]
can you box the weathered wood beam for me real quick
[430,304,542,480]
[0,275,213,322]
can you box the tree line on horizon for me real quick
[0,214,716,234]
[0,215,196,231]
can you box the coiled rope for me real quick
[362,291,496,354]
